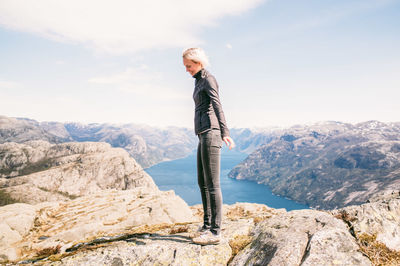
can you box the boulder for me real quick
[229,209,371,266]
[333,191,400,251]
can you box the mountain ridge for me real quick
[229,120,400,209]
[0,115,279,168]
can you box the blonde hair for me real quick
[182,47,210,68]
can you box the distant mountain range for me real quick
[0,115,276,168]
[0,116,197,168]
[229,121,400,209]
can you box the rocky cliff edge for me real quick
[0,141,157,204]
[0,191,399,265]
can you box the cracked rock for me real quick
[229,210,371,266]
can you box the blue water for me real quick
[145,148,308,211]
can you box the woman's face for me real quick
[183,58,202,76]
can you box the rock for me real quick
[0,188,193,263]
[49,235,232,266]
[332,190,400,251]
[0,203,37,261]
[3,195,399,265]
[0,141,157,204]
[34,203,285,265]
[229,209,371,266]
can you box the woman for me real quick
[182,47,235,245]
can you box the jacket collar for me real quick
[193,68,206,80]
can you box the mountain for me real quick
[229,121,400,209]
[63,122,197,168]
[229,127,278,154]
[0,116,72,144]
[0,115,197,168]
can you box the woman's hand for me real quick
[223,136,236,150]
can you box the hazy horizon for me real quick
[4,114,399,131]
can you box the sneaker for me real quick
[189,225,210,238]
[192,231,221,245]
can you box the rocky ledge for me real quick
[0,190,399,265]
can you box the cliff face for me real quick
[0,140,156,204]
[1,191,399,265]
[229,121,400,209]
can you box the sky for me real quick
[0,0,399,129]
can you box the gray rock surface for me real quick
[0,188,194,262]
[229,209,370,266]
[49,234,233,266]
[0,141,157,203]
[41,203,285,266]
[332,191,400,251]
[0,203,36,262]
[2,192,399,265]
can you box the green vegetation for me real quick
[0,158,54,178]
[0,189,19,206]
[19,159,54,176]
[38,187,79,200]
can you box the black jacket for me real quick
[193,69,230,138]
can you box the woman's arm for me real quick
[205,76,235,149]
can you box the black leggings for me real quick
[197,129,223,235]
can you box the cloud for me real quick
[0,0,264,55]
[226,43,233,49]
[0,79,20,89]
[88,66,186,100]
